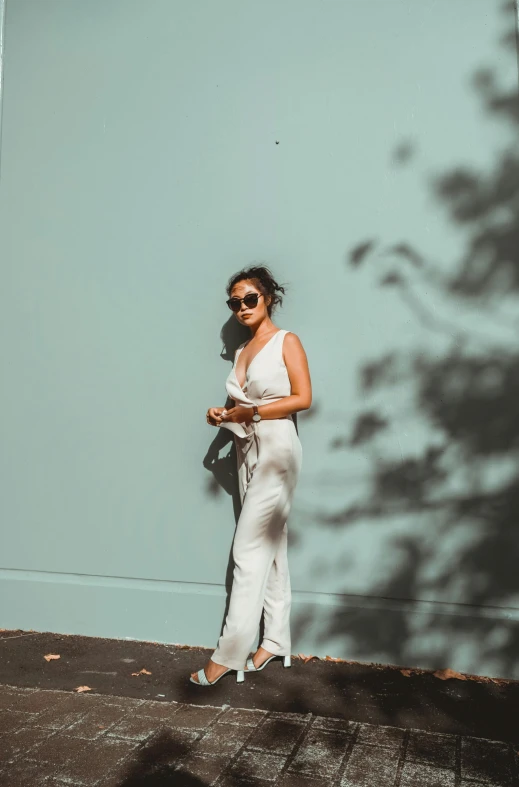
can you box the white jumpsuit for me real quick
[211,329,303,671]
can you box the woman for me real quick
[190,265,312,686]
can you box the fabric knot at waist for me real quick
[218,395,291,446]
[218,395,293,487]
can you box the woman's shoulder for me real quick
[281,330,307,359]
[282,329,303,344]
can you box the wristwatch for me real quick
[252,405,262,423]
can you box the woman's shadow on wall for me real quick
[202,317,248,640]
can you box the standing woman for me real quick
[190,266,312,686]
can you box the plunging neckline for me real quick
[233,329,283,390]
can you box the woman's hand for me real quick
[220,405,253,425]
[206,407,226,426]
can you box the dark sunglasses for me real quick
[226,293,263,312]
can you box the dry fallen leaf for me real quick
[296,653,318,664]
[43,654,61,662]
[131,668,152,676]
[471,675,503,684]
[400,669,414,677]
[324,655,342,662]
[75,686,92,693]
[433,668,467,681]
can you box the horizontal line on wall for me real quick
[1,566,518,621]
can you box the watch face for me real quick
[252,413,261,422]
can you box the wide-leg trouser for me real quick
[211,417,302,671]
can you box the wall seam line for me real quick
[1,566,518,620]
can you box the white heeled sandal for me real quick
[245,654,292,672]
[190,667,245,686]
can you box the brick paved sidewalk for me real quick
[1,684,518,787]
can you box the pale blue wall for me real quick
[1,0,518,679]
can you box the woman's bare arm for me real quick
[256,332,311,420]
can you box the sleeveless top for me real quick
[219,329,292,442]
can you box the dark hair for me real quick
[226,265,287,318]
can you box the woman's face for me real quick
[229,279,270,328]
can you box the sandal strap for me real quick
[197,668,210,686]
[246,657,256,671]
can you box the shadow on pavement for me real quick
[116,728,207,786]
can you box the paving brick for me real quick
[406,730,457,769]
[54,737,136,784]
[0,725,57,765]
[1,689,66,715]
[31,694,92,729]
[93,694,146,712]
[0,710,35,735]
[400,761,456,787]
[193,722,254,756]
[341,744,400,787]
[289,728,349,778]
[33,707,91,733]
[131,726,200,768]
[245,718,304,756]
[60,702,132,740]
[0,757,54,787]
[279,773,333,787]
[460,782,512,787]
[173,753,230,785]
[105,713,167,741]
[461,736,515,784]
[356,722,406,749]
[94,771,133,787]
[0,690,28,712]
[217,775,275,787]
[29,731,100,766]
[132,698,183,723]
[218,707,268,726]
[229,749,287,782]
[269,711,310,724]
[167,703,223,729]
[312,716,357,734]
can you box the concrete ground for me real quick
[0,630,518,786]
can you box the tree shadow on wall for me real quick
[292,0,519,683]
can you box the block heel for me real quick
[245,653,292,673]
[190,666,246,686]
